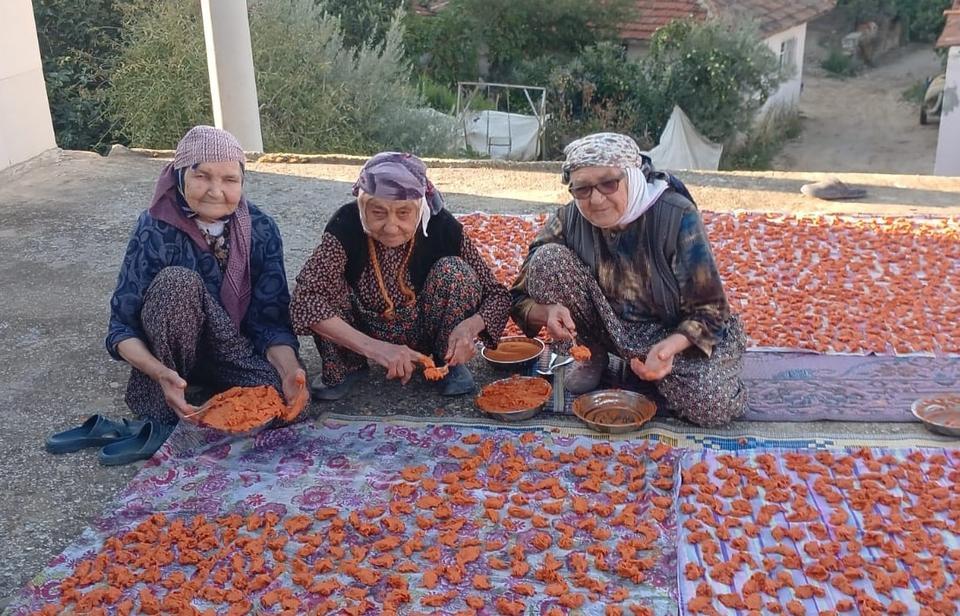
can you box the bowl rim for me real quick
[911,394,960,428]
[481,336,546,365]
[572,389,657,428]
[475,375,552,414]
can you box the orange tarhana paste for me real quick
[570,345,591,361]
[199,385,287,432]
[485,339,541,362]
[419,357,449,381]
[476,376,551,413]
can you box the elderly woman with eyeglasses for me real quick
[290,152,511,400]
[510,133,746,427]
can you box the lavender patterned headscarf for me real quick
[352,152,445,237]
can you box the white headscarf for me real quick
[563,132,668,229]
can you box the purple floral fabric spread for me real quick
[9,419,680,615]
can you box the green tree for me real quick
[405,0,630,85]
[32,0,125,152]
[319,0,405,48]
[643,18,781,143]
[107,0,458,155]
[838,0,952,43]
[106,0,213,148]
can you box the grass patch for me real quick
[902,79,928,104]
[722,108,802,170]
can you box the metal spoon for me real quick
[536,353,574,376]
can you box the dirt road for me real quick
[774,43,943,174]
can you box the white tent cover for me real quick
[648,105,723,171]
[462,110,541,161]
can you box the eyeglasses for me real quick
[568,175,624,200]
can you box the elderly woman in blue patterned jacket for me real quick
[510,132,746,428]
[106,126,305,426]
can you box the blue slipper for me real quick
[311,367,369,402]
[98,421,173,466]
[441,364,476,397]
[45,414,145,454]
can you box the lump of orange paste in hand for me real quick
[279,371,308,422]
[570,345,591,362]
[419,356,449,381]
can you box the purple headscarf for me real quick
[147,126,252,327]
[352,152,446,213]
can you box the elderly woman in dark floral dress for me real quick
[510,133,746,427]
[291,152,510,400]
[107,126,304,429]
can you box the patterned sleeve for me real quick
[459,233,510,347]
[243,213,299,355]
[673,209,731,356]
[509,212,566,338]
[105,213,166,361]
[290,232,350,336]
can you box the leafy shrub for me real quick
[838,0,952,43]
[33,0,125,152]
[404,0,630,85]
[821,48,859,77]
[108,0,458,156]
[106,0,212,149]
[643,18,782,144]
[722,106,802,170]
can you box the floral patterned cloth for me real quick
[8,419,680,615]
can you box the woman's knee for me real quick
[424,257,480,297]
[146,267,204,301]
[142,267,205,322]
[525,244,590,305]
[660,371,746,428]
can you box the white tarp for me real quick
[461,110,541,161]
[648,105,723,171]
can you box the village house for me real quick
[621,1,838,114]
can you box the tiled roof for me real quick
[620,1,709,41]
[621,0,837,41]
[937,1,960,49]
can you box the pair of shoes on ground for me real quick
[800,177,866,200]
[311,362,476,401]
[45,414,173,466]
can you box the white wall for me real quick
[0,0,56,172]
[935,46,960,176]
[761,22,808,114]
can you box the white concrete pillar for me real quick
[935,46,960,176]
[200,0,264,152]
[0,0,56,171]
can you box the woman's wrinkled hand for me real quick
[630,334,690,381]
[445,318,480,367]
[543,304,577,342]
[373,342,423,384]
[281,368,308,405]
[157,368,197,423]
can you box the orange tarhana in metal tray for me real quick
[476,376,551,413]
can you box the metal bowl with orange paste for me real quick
[475,376,552,421]
[481,336,545,370]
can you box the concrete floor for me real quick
[0,150,956,604]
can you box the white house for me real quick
[621,0,837,115]
[0,0,56,172]
[935,1,960,176]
